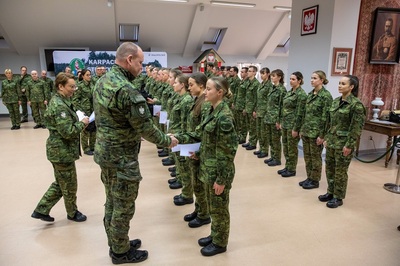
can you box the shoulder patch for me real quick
[219,116,234,132]
[60,112,67,119]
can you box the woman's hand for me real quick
[342,146,352,157]
[292,130,298,138]
[316,137,324,145]
[81,116,89,126]
[189,151,199,160]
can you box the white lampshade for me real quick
[371,97,384,106]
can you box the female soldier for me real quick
[169,74,194,205]
[1,69,21,130]
[175,76,237,256]
[72,69,95,155]
[31,72,89,222]
[298,70,333,189]
[278,72,307,177]
[181,72,211,228]
[253,67,272,158]
[264,69,286,167]
[319,75,365,208]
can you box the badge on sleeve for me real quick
[60,112,66,118]
[139,106,145,115]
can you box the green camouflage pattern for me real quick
[244,78,260,113]
[73,80,94,115]
[302,136,323,182]
[264,84,286,124]
[18,74,31,120]
[34,162,78,218]
[1,78,20,103]
[324,95,366,199]
[208,183,230,247]
[255,80,272,117]
[27,79,50,102]
[299,87,333,138]
[282,128,300,171]
[44,93,86,163]
[281,86,307,130]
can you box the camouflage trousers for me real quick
[234,109,247,142]
[207,183,230,247]
[282,128,300,172]
[325,147,353,199]
[266,123,282,161]
[246,113,257,146]
[5,102,20,127]
[20,94,29,120]
[34,162,78,218]
[81,130,96,152]
[256,117,269,154]
[31,101,46,125]
[189,160,209,219]
[100,166,140,254]
[174,153,193,199]
[302,136,323,182]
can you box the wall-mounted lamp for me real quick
[107,0,112,7]
[210,1,255,8]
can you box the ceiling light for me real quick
[107,0,112,7]
[273,6,291,11]
[210,1,255,8]
[158,0,189,2]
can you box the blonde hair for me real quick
[313,70,329,85]
[4,69,12,74]
[209,76,233,99]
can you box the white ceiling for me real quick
[0,0,292,60]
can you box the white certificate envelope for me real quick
[179,143,201,157]
[89,112,95,123]
[159,111,168,124]
[153,105,161,116]
[171,145,181,153]
[76,110,85,121]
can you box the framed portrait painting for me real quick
[301,5,319,36]
[331,48,353,76]
[369,7,400,64]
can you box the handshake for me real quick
[168,134,179,148]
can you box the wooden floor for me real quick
[1,116,400,266]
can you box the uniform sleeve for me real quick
[277,86,287,124]
[345,101,366,149]
[124,88,171,147]
[215,115,237,186]
[318,92,333,139]
[292,91,307,132]
[53,105,85,139]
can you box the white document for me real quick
[76,110,86,121]
[159,111,168,124]
[171,145,181,153]
[166,119,170,132]
[178,143,201,157]
[89,112,95,123]
[153,105,161,116]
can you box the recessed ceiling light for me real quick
[210,1,256,8]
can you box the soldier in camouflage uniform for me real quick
[91,66,104,84]
[264,69,286,167]
[253,67,272,158]
[93,42,178,264]
[319,75,366,208]
[1,69,21,130]
[169,75,195,205]
[233,67,248,144]
[41,70,55,97]
[228,67,240,107]
[27,70,50,129]
[298,70,333,189]
[243,66,260,150]
[279,72,307,177]
[18,66,31,122]
[181,72,212,228]
[175,76,237,257]
[73,69,96,155]
[31,72,89,223]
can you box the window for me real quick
[119,24,140,43]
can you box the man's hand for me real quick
[169,135,179,148]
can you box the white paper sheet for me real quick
[89,112,95,123]
[153,105,161,116]
[159,111,168,124]
[76,110,86,121]
[176,143,201,157]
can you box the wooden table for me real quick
[361,120,400,167]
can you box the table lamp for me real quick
[371,97,384,121]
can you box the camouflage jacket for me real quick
[1,78,20,103]
[27,79,50,102]
[299,86,333,139]
[229,76,241,100]
[166,90,178,115]
[175,101,238,189]
[186,94,211,132]
[18,74,31,96]
[41,77,55,97]
[281,86,307,130]
[255,80,272,117]
[245,78,260,113]
[93,64,171,172]
[168,92,193,134]
[44,93,86,163]
[325,94,366,150]
[72,80,94,115]
[234,78,249,111]
[161,83,173,110]
[264,83,286,124]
